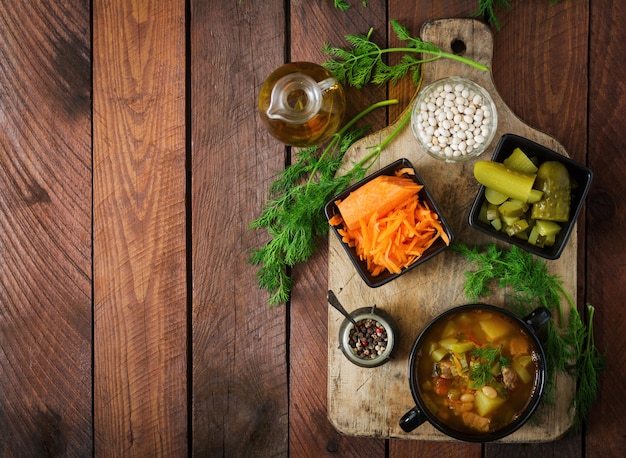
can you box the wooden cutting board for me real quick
[327,18,576,442]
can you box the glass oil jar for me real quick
[258,62,346,147]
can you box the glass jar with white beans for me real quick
[411,76,498,163]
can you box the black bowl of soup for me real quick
[400,303,550,442]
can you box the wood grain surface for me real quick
[586,2,626,458]
[0,2,92,456]
[190,0,289,456]
[93,0,187,455]
[0,0,624,456]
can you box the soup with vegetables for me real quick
[415,308,541,434]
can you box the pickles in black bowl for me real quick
[468,134,593,260]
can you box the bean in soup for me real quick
[416,308,541,434]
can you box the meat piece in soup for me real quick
[416,309,541,434]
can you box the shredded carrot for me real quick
[328,214,343,226]
[335,175,422,231]
[395,167,416,177]
[332,185,450,277]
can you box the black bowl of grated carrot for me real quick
[325,158,454,288]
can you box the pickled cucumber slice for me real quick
[535,219,562,237]
[504,218,529,237]
[498,199,528,218]
[485,187,508,205]
[531,161,571,222]
[503,147,539,174]
[474,161,536,203]
[478,202,490,224]
[502,214,520,227]
[486,203,499,221]
[527,189,544,203]
[491,217,502,231]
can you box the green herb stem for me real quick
[306,99,399,189]
[340,99,400,134]
[369,46,489,72]
[355,108,412,170]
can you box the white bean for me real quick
[482,385,498,399]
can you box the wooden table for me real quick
[0,1,623,456]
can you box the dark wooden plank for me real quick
[0,2,92,455]
[491,0,589,162]
[92,1,187,454]
[190,0,289,455]
[586,1,626,456]
[288,0,388,455]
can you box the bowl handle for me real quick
[523,307,551,333]
[399,406,427,432]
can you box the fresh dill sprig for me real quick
[452,242,605,431]
[321,20,489,89]
[469,343,508,388]
[250,99,408,306]
[569,304,605,431]
[472,0,562,30]
[333,0,350,11]
[472,0,513,30]
[332,0,367,10]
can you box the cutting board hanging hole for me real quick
[451,38,467,55]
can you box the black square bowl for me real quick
[468,134,593,260]
[325,158,454,288]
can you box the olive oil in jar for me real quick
[258,62,346,147]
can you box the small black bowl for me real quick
[468,134,592,260]
[325,158,454,288]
